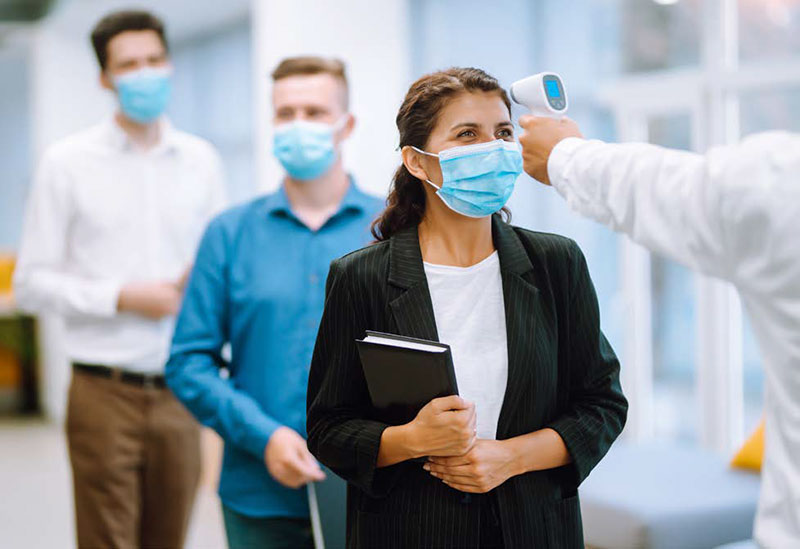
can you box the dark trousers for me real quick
[66,368,201,548]
[222,504,314,549]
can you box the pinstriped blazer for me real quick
[307,215,627,548]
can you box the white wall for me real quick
[251,0,411,197]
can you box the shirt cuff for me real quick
[242,414,283,460]
[547,137,586,192]
[96,278,124,318]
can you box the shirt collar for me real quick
[103,116,181,154]
[264,175,376,219]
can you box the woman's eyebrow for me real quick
[496,121,514,128]
[449,122,480,131]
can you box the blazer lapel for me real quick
[492,216,547,439]
[387,225,439,342]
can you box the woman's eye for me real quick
[457,130,476,138]
[497,129,514,139]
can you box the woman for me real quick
[306,67,627,548]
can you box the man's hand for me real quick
[117,266,193,319]
[424,439,518,494]
[117,280,183,319]
[264,426,326,489]
[518,115,583,185]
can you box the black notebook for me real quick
[355,330,459,425]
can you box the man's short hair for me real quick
[90,10,168,71]
[271,56,349,108]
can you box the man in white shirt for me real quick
[13,10,226,548]
[518,115,800,548]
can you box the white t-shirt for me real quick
[423,251,509,440]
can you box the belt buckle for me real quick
[142,375,156,389]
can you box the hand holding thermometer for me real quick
[510,72,568,118]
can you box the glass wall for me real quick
[739,0,800,62]
[647,113,698,443]
[619,0,702,72]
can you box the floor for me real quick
[0,419,228,549]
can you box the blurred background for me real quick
[0,0,798,547]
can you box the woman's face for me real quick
[404,91,515,188]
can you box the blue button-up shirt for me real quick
[166,181,383,518]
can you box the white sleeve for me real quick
[547,136,739,280]
[13,151,121,317]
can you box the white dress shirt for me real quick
[548,132,800,548]
[14,117,227,373]
[424,251,509,440]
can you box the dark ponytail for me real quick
[371,67,512,241]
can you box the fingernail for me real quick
[423,464,430,471]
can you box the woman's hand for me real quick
[424,439,518,493]
[408,395,477,458]
[376,395,476,467]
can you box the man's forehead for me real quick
[272,73,346,105]
[107,30,166,60]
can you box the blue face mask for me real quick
[412,139,523,218]
[273,118,346,181]
[114,67,172,124]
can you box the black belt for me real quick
[72,362,166,389]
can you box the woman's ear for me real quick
[402,146,432,182]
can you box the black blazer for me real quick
[307,215,627,548]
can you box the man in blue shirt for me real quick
[166,57,383,549]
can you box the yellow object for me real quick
[731,419,765,472]
[0,347,21,387]
[0,254,15,295]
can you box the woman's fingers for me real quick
[431,471,478,484]
[442,480,483,494]
[424,462,471,475]
[427,454,472,467]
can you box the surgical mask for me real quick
[273,117,346,181]
[114,67,172,124]
[412,139,523,218]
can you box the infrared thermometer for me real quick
[509,72,568,118]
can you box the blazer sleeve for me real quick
[307,259,407,498]
[546,240,628,486]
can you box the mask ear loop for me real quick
[409,146,442,190]
[332,114,351,133]
[328,114,351,149]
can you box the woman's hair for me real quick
[371,67,512,241]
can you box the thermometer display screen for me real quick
[545,79,561,98]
